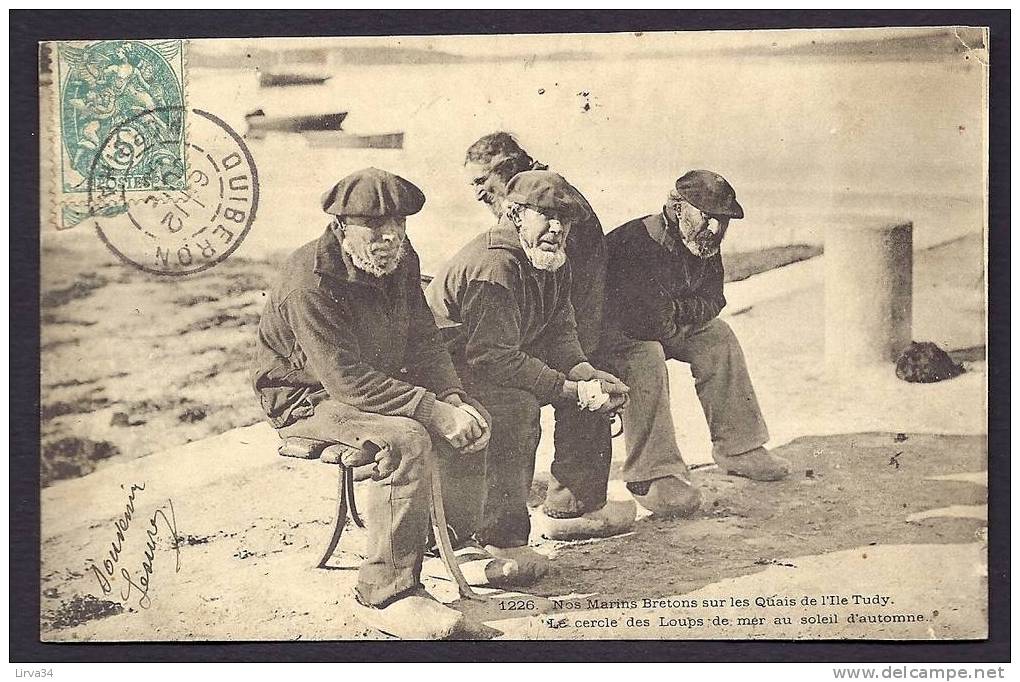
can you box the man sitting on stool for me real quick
[250,168,490,639]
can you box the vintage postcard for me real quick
[38,27,989,642]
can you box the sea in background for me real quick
[184,35,986,275]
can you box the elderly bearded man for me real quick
[461,133,634,542]
[251,168,494,639]
[463,133,605,355]
[603,170,790,518]
[427,170,634,578]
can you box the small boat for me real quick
[259,72,331,88]
[302,131,404,150]
[245,109,348,136]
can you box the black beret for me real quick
[321,167,426,218]
[674,170,744,219]
[505,170,589,220]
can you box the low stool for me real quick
[278,436,483,601]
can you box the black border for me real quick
[11,9,1010,663]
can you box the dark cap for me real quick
[674,170,743,219]
[321,167,425,218]
[505,170,589,220]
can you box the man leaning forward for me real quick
[251,167,493,639]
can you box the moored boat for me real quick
[245,109,348,135]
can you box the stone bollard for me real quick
[825,219,913,379]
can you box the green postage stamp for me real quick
[55,39,186,197]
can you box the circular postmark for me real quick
[87,106,259,276]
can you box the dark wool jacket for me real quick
[425,219,587,404]
[251,228,463,429]
[604,213,727,342]
[559,181,606,356]
[522,161,606,355]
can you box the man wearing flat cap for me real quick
[251,167,494,639]
[461,133,633,543]
[603,170,790,518]
[463,133,606,354]
[427,169,633,577]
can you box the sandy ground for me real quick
[38,230,987,641]
[39,233,271,486]
[39,427,986,641]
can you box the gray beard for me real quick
[683,237,719,259]
[520,234,567,271]
[342,239,407,278]
[679,212,720,259]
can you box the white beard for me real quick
[342,239,407,278]
[520,234,567,271]
[683,237,720,259]
[679,211,720,259]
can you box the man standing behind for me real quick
[251,168,490,639]
[461,133,631,540]
[603,170,790,518]
[428,170,633,577]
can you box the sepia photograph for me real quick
[28,18,995,647]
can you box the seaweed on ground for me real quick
[183,310,261,333]
[41,438,121,487]
[40,273,110,309]
[44,594,124,630]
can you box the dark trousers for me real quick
[447,380,613,548]
[277,401,434,607]
[544,328,613,520]
[545,403,612,517]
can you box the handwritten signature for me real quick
[87,482,181,609]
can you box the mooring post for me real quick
[824,219,913,379]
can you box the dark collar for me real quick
[644,209,696,258]
[312,226,385,289]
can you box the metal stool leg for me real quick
[316,447,484,604]
[316,463,351,569]
[423,446,483,601]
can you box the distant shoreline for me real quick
[184,28,984,70]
